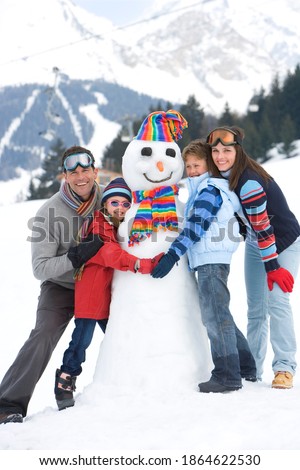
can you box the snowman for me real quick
[92,110,212,393]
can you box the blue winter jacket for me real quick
[171,173,244,268]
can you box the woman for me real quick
[206,126,300,388]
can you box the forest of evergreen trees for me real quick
[102,64,300,173]
[28,64,300,200]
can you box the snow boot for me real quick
[198,378,241,393]
[54,369,77,411]
[0,412,23,425]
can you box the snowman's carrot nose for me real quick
[156,161,164,172]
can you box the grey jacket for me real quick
[30,191,102,289]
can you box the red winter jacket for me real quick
[74,210,142,320]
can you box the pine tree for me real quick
[102,131,129,173]
[281,65,300,135]
[27,138,66,200]
[280,114,297,156]
[262,75,284,143]
[218,102,240,127]
[240,118,262,161]
[178,95,205,149]
[259,113,276,160]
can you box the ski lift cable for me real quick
[0,2,203,67]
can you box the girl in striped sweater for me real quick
[206,126,300,389]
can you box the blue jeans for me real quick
[61,318,108,376]
[197,264,256,388]
[245,238,300,379]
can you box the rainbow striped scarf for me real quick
[129,184,179,246]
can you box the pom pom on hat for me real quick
[135,109,188,142]
[102,177,132,204]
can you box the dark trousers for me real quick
[0,281,74,417]
[61,318,107,376]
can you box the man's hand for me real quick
[67,234,104,269]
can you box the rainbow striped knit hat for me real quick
[134,109,188,142]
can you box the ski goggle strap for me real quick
[63,153,94,171]
[206,128,242,147]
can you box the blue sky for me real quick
[74,0,152,26]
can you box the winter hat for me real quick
[101,177,132,204]
[135,109,188,142]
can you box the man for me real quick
[0,146,103,424]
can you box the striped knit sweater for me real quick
[234,168,300,272]
[170,185,222,257]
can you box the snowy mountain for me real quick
[2,0,300,113]
[0,0,300,183]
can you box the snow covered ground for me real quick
[0,156,300,468]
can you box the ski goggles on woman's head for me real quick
[206,128,242,147]
[107,200,131,208]
[63,152,94,171]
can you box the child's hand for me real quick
[137,253,164,274]
[151,250,180,278]
[151,252,164,271]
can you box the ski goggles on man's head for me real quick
[63,152,94,171]
[206,128,242,147]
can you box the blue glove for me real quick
[151,250,180,278]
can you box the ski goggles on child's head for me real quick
[63,153,94,171]
[206,128,242,147]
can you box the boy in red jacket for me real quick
[55,178,162,410]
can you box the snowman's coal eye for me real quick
[166,148,176,158]
[141,147,152,156]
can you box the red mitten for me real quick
[138,253,165,274]
[138,258,153,274]
[267,267,294,293]
[151,252,165,271]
